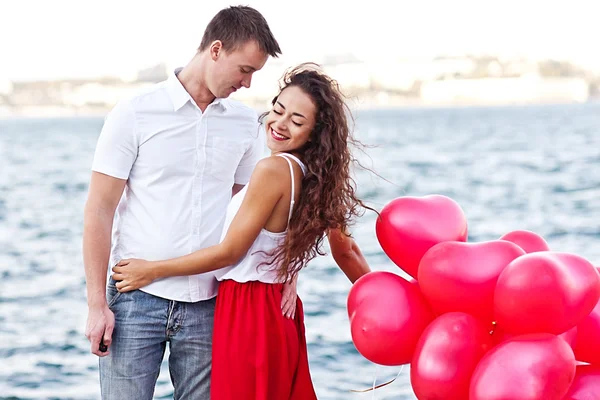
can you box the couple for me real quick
[83,5,372,400]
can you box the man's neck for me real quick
[177,65,216,113]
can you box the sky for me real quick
[1,0,598,82]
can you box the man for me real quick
[83,6,281,399]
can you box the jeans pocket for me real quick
[107,278,122,308]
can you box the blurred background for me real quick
[1,0,599,399]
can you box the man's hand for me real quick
[85,304,115,357]
[281,275,298,319]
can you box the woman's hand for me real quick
[111,259,157,292]
[281,275,298,319]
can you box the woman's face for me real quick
[265,85,317,153]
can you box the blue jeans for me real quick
[99,278,215,400]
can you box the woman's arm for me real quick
[112,157,289,292]
[327,227,370,283]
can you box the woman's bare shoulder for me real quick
[248,156,290,189]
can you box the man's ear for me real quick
[209,40,223,61]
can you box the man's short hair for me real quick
[199,6,281,57]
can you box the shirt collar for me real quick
[166,67,228,112]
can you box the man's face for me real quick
[208,40,269,98]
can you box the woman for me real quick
[111,63,372,399]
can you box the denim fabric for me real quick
[99,278,215,399]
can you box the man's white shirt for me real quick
[92,69,264,302]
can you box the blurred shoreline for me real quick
[1,96,598,120]
[2,55,598,119]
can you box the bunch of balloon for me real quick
[347,195,600,400]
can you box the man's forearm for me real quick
[83,205,114,307]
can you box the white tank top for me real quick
[214,153,307,283]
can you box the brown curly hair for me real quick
[259,63,374,282]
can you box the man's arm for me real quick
[83,172,127,356]
[327,228,371,283]
[83,172,126,356]
[84,96,137,356]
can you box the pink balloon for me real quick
[347,271,406,319]
[349,272,434,366]
[560,327,579,349]
[411,312,493,400]
[494,252,600,335]
[470,333,576,400]
[562,365,600,399]
[375,195,468,279]
[418,240,524,322]
[500,230,550,253]
[493,326,577,349]
[573,294,600,365]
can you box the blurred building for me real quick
[62,82,154,107]
[1,54,595,117]
[0,79,13,96]
[420,74,589,105]
[136,63,169,83]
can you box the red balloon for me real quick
[562,365,600,399]
[349,272,434,366]
[411,312,493,400]
[500,230,550,253]
[375,195,468,279]
[408,277,420,288]
[560,327,579,349]
[492,326,577,350]
[470,333,576,400]
[573,295,600,365]
[418,240,524,322]
[489,324,506,346]
[494,252,600,335]
[347,271,408,319]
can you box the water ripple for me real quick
[1,105,600,399]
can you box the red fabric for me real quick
[211,279,318,400]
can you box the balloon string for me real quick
[372,365,378,400]
[350,365,405,394]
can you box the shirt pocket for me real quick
[205,137,245,183]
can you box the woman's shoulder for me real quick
[255,155,291,172]
[248,156,291,187]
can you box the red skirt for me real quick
[210,279,318,400]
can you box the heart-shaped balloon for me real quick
[499,229,550,253]
[470,333,576,400]
[492,325,578,350]
[494,253,600,335]
[573,269,600,365]
[411,312,493,400]
[562,365,600,400]
[418,240,525,322]
[560,326,579,349]
[375,195,468,279]
[347,270,414,319]
[349,272,434,366]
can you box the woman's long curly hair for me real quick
[259,63,374,282]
